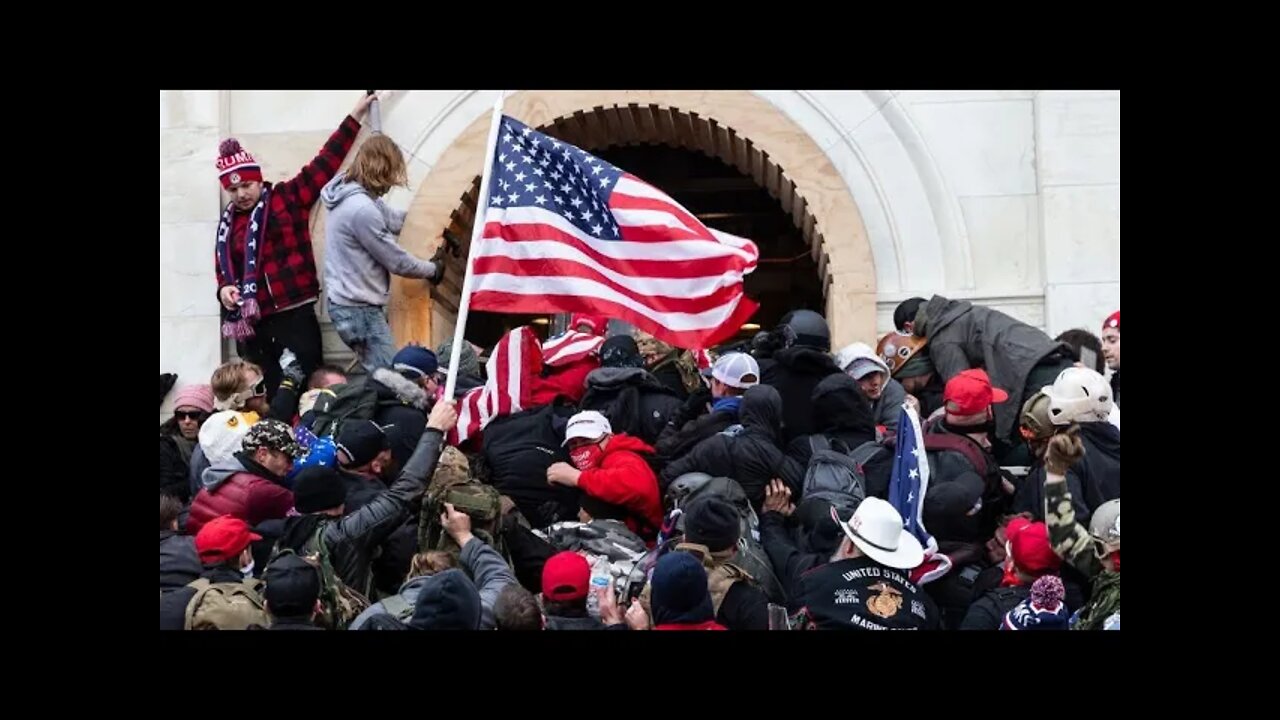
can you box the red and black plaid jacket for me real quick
[216,115,361,317]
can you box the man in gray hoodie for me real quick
[321,135,445,372]
[833,341,908,437]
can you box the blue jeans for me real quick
[328,304,396,373]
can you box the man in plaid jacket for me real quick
[213,93,377,396]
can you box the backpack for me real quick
[662,474,787,604]
[418,447,509,562]
[802,435,879,510]
[183,577,269,630]
[539,519,650,564]
[309,376,382,438]
[272,524,371,631]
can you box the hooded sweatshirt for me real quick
[761,346,841,442]
[321,174,438,308]
[833,343,908,434]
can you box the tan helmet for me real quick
[876,331,928,378]
[1019,389,1056,442]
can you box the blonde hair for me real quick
[347,135,407,197]
[211,360,263,404]
[407,551,457,581]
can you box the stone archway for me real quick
[391,91,877,349]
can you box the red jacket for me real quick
[577,434,663,539]
[530,356,599,407]
[215,115,360,317]
[187,473,295,536]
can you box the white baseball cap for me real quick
[711,352,760,389]
[831,496,924,570]
[563,410,613,445]
[834,342,891,380]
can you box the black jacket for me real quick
[160,530,202,592]
[786,373,894,500]
[653,389,738,467]
[761,346,841,442]
[545,610,606,630]
[483,403,580,528]
[369,368,431,471]
[268,617,324,630]
[660,385,804,507]
[581,367,684,447]
[717,573,770,631]
[649,354,690,401]
[959,577,1088,630]
[274,428,446,598]
[796,555,940,630]
[1010,421,1119,526]
[759,511,826,606]
[160,427,196,502]
[1110,369,1120,408]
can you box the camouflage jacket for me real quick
[1044,474,1102,579]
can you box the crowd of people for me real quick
[160,95,1120,630]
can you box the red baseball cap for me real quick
[1102,311,1120,332]
[943,368,1009,417]
[195,515,262,565]
[1006,518,1061,577]
[542,551,590,602]
[570,313,608,337]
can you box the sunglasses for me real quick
[174,410,207,421]
[249,377,267,397]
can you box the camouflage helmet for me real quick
[1019,389,1056,441]
[1089,499,1120,554]
[241,419,303,459]
[876,331,928,378]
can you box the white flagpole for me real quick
[443,90,507,402]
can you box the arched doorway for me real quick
[389,91,877,351]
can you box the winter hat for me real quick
[651,551,716,626]
[335,420,392,467]
[392,344,439,380]
[409,568,483,630]
[1102,311,1120,332]
[172,384,215,415]
[599,335,645,369]
[292,466,348,514]
[198,410,258,466]
[542,551,591,602]
[216,138,263,189]
[1001,575,1069,630]
[796,498,852,556]
[436,339,481,378]
[683,496,741,553]
[263,553,322,617]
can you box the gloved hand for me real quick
[160,373,178,406]
[279,348,306,390]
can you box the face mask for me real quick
[570,442,605,471]
[242,559,255,578]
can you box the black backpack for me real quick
[309,376,382,438]
[802,435,881,510]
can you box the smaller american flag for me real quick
[448,326,543,447]
[540,330,604,368]
[888,403,952,584]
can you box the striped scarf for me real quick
[215,185,271,340]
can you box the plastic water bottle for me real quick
[585,556,612,620]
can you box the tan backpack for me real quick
[183,578,269,630]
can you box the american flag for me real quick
[888,403,951,584]
[448,326,543,448]
[540,330,604,368]
[468,116,760,349]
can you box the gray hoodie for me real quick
[201,454,249,491]
[834,342,906,433]
[320,174,437,308]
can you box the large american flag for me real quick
[540,330,604,368]
[468,116,760,349]
[888,403,951,584]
